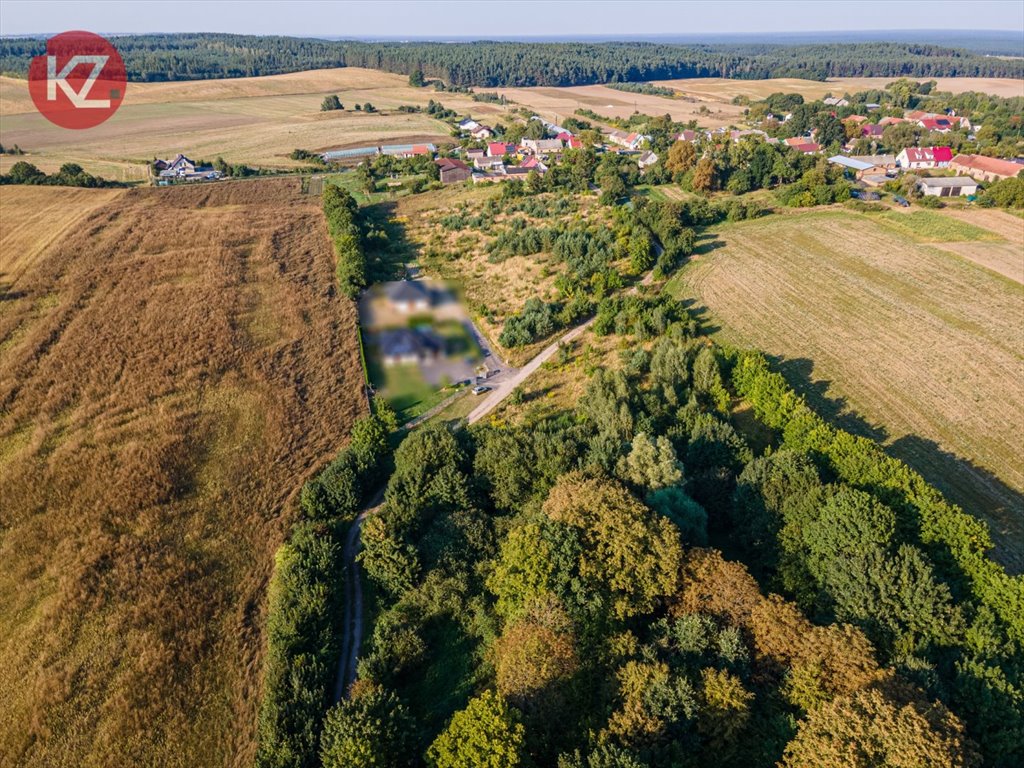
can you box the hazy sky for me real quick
[2,0,1022,37]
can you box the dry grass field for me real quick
[0,179,366,768]
[668,209,1024,570]
[0,68,509,178]
[933,208,1024,284]
[495,84,746,128]
[651,76,1024,102]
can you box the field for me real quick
[495,83,746,128]
[667,209,1024,570]
[0,179,366,767]
[0,68,511,178]
[650,76,1024,102]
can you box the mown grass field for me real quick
[666,209,1024,570]
[650,76,1024,102]
[0,179,366,768]
[0,67,507,177]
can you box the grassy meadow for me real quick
[0,179,366,768]
[666,208,1024,569]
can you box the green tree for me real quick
[408,69,425,87]
[628,230,654,273]
[319,687,415,768]
[427,690,526,768]
[616,433,683,491]
[321,94,343,111]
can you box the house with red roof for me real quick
[861,124,885,138]
[918,118,953,133]
[487,142,515,158]
[566,137,583,149]
[896,146,952,170]
[950,153,1023,182]
[435,158,471,184]
[791,142,822,155]
[520,156,548,172]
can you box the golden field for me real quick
[0,179,366,767]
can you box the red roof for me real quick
[567,137,582,149]
[919,118,952,131]
[411,145,432,155]
[520,156,543,169]
[932,146,953,162]
[556,131,572,141]
[792,142,821,154]
[435,158,469,171]
[861,124,884,137]
[952,153,1021,178]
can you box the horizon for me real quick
[2,0,1022,39]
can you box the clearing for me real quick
[0,179,366,768]
[667,209,1024,570]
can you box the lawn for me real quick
[668,208,1024,570]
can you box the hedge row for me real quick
[255,406,397,768]
[731,351,1023,647]
[323,185,366,299]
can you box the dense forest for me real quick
[2,34,1022,84]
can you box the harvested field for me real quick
[933,208,1024,284]
[0,186,125,285]
[669,210,1024,570]
[0,68,500,176]
[651,76,1024,102]
[496,84,745,128]
[0,179,366,768]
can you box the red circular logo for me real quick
[28,31,126,129]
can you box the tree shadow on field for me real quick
[680,298,720,335]
[769,355,1023,575]
[691,231,726,257]
[361,201,419,282]
[887,433,1024,575]
[772,356,887,442]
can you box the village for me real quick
[152,96,1022,203]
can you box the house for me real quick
[566,137,583,149]
[530,116,571,136]
[878,116,906,126]
[466,147,486,161]
[520,156,548,172]
[843,115,868,125]
[385,280,432,313]
[861,123,885,138]
[379,143,436,158]
[896,146,952,170]
[637,150,659,169]
[474,155,505,170]
[555,131,573,142]
[377,327,444,366]
[823,96,850,107]
[917,177,979,197]
[850,154,897,172]
[606,130,647,150]
[791,142,822,155]
[950,154,1022,182]
[784,136,812,147]
[435,157,472,184]
[470,124,494,140]
[521,138,563,155]
[828,155,874,174]
[487,141,514,157]
[676,130,699,142]
[918,117,953,133]
[156,153,221,182]
[458,117,480,132]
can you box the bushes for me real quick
[323,185,367,298]
[256,406,396,768]
[500,297,562,347]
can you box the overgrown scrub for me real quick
[323,185,367,298]
[255,406,397,768]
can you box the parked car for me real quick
[472,385,491,395]
[893,195,910,207]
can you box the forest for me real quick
[1,34,1022,84]
[254,255,1022,767]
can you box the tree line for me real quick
[2,34,1021,84]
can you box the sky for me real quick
[1,0,1022,38]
